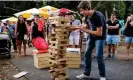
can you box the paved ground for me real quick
[10,46,133,80]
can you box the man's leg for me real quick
[12,38,17,52]
[74,35,80,48]
[69,35,74,48]
[95,40,106,77]
[76,39,95,79]
[125,37,131,61]
[112,35,119,59]
[83,39,95,75]
[106,35,112,58]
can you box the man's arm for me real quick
[80,26,102,37]
[110,24,119,29]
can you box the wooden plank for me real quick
[34,63,50,69]
[49,49,66,55]
[67,57,81,61]
[34,53,49,58]
[49,38,68,42]
[67,61,80,65]
[68,64,80,68]
[66,53,80,58]
[49,16,71,23]
[49,46,66,50]
[49,41,68,45]
[48,54,66,60]
[48,59,66,64]
[50,67,67,72]
[55,76,68,80]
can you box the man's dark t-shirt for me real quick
[107,20,120,35]
[85,11,106,40]
[124,21,133,37]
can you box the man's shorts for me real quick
[106,35,120,45]
[125,37,133,43]
[69,35,80,45]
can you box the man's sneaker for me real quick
[76,73,90,79]
[100,77,106,80]
[107,54,111,58]
[112,54,116,59]
[104,54,111,60]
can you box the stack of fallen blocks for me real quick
[66,48,81,68]
[48,16,70,80]
[33,49,50,69]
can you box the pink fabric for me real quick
[38,20,43,32]
[33,37,48,50]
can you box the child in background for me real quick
[26,21,32,47]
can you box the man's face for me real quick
[7,21,11,25]
[79,8,89,17]
[71,15,75,21]
[111,14,116,20]
[34,16,39,22]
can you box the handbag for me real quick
[33,37,48,50]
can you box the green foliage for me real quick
[91,1,125,20]
[0,1,127,20]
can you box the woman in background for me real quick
[124,14,133,61]
[15,15,28,56]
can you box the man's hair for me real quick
[111,12,116,16]
[3,23,7,26]
[34,14,40,18]
[77,1,91,10]
[6,20,9,23]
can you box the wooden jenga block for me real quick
[48,58,67,64]
[50,34,69,38]
[50,67,67,72]
[49,49,66,55]
[49,16,70,23]
[33,53,50,69]
[67,57,81,61]
[49,54,66,60]
[50,38,68,42]
[67,61,80,65]
[50,21,68,27]
[67,64,80,68]
[49,16,65,22]
[55,76,68,80]
[54,28,68,32]
[49,46,66,50]
[50,40,69,45]
[34,53,49,58]
[56,31,69,35]
[66,52,80,58]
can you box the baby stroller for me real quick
[0,33,11,59]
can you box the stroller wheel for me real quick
[7,52,11,59]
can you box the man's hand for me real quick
[130,21,133,26]
[108,26,113,30]
[65,26,80,30]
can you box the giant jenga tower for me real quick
[48,16,70,80]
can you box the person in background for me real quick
[76,1,106,80]
[2,23,10,35]
[31,14,44,44]
[69,15,81,48]
[0,20,3,32]
[6,20,17,53]
[124,14,133,61]
[106,12,120,59]
[1,23,12,50]
[26,21,32,47]
[15,15,28,56]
